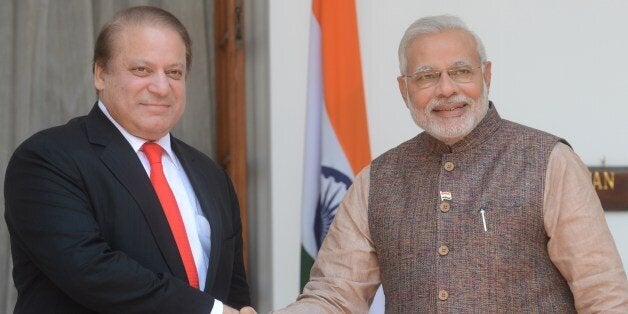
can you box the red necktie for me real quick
[142,142,199,289]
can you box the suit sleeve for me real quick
[222,169,252,308]
[4,136,214,313]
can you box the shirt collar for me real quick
[97,100,177,163]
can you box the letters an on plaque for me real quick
[588,167,628,211]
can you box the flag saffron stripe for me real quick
[313,0,371,174]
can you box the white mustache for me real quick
[427,94,475,110]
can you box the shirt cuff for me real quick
[210,300,223,314]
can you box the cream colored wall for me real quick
[262,0,628,311]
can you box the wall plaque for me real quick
[588,167,628,211]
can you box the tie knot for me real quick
[142,142,163,165]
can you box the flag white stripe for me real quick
[301,15,324,258]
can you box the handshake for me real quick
[225,305,257,314]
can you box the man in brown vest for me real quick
[276,15,628,313]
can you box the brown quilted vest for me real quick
[368,104,575,313]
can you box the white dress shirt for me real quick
[98,101,223,313]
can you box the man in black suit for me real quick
[4,6,254,313]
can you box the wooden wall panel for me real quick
[215,0,248,267]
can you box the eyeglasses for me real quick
[402,65,483,89]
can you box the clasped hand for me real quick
[224,305,257,314]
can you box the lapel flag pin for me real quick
[440,191,452,201]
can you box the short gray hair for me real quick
[398,15,487,74]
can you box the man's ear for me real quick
[93,63,107,92]
[397,76,410,107]
[482,61,492,90]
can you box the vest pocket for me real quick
[459,204,546,263]
[450,204,561,308]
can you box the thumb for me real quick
[240,306,257,314]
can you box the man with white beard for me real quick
[276,15,628,313]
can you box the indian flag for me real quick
[300,0,383,312]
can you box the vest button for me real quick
[438,289,449,301]
[439,202,450,213]
[443,162,455,171]
[438,245,449,256]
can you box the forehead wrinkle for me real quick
[451,60,472,67]
[128,58,150,65]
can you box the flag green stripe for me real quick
[300,246,315,291]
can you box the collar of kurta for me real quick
[426,101,502,154]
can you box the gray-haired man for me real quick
[277,15,628,313]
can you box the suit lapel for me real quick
[172,140,223,291]
[84,105,188,282]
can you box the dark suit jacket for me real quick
[4,105,250,313]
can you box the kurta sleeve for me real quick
[544,143,628,312]
[274,166,381,313]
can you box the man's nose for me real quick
[433,72,458,98]
[147,73,170,97]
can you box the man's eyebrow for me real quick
[409,60,473,74]
[126,60,186,69]
[411,65,434,74]
[169,62,186,68]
